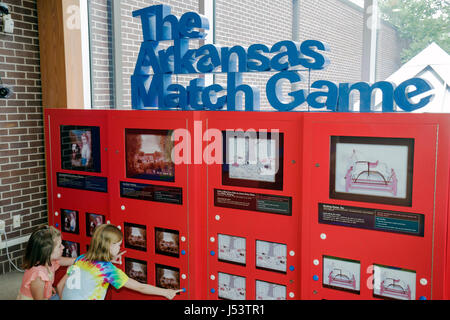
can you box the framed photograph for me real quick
[125,258,148,284]
[373,264,416,300]
[85,213,105,237]
[155,264,180,290]
[124,222,147,252]
[218,272,246,300]
[62,240,79,258]
[60,125,101,172]
[330,136,414,206]
[125,129,175,182]
[222,130,284,190]
[155,227,180,258]
[323,255,360,294]
[255,280,286,300]
[255,240,287,274]
[218,234,246,266]
[61,209,79,235]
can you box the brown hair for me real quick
[85,224,123,262]
[22,226,61,269]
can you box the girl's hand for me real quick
[111,251,126,265]
[165,289,183,300]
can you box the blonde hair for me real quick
[85,224,123,262]
[23,226,61,269]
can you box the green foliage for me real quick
[378,0,450,63]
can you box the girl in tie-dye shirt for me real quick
[60,224,181,300]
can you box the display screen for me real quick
[62,240,80,258]
[218,234,246,266]
[155,264,180,290]
[125,257,148,284]
[373,264,416,300]
[61,209,79,235]
[322,255,361,294]
[60,125,101,172]
[330,136,414,206]
[85,212,105,237]
[125,129,175,182]
[255,280,286,300]
[222,130,284,190]
[255,240,287,273]
[218,272,246,300]
[124,222,147,252]
[155,227,180,258]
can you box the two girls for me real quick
[20,224,180,300]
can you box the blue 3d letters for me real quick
[132,5,434,112]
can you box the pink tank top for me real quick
[18,260,60,300]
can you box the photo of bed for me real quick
[323,255,360,294]
[330,136,414,206]
[373,264,416,300]
[222,130,284,190]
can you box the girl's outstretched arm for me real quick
[58,257,76,266]
[123,278,182,300]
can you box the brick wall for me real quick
[91,0,401,110]
[214,0,293,110]
[89,0,115,109]
[0,0,46,275]
[298,0,364,84]
[120,0,200,109]
[376,20,403,82]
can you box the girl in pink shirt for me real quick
[17,226,76,300]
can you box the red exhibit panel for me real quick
[106,111,197,300]
[203,112,303,300]
[44,109,111,262]
[300,113,450,300]
[44,109,450,300]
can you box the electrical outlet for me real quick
[13,215,20,229]
[0,220,5,233]
[2,14,13,34]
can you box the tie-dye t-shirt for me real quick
[61,255,129,300]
